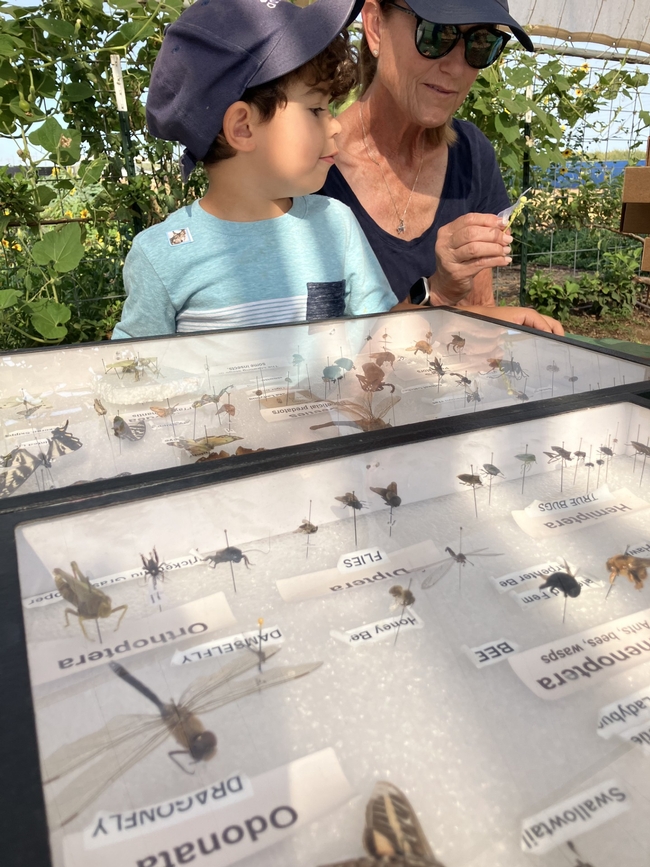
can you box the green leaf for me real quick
[28,117,81,165]
[0,34,18,57]
[64,81,94,101]
[494,113,520,143]
[78,157,107,185]
[28,299,70,339]
[31,222,84,272]
[530,148,552,170]
[0,214,10,234]
[500,147,520,174]
[105,19,156,48]
[32,17,76,40]
[35,185,57,206]
[28,116,64,151]
[0,288,19,309]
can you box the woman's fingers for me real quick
[433,213,513,302]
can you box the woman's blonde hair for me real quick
[358,3,458,149]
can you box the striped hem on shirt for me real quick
[176,296,308,333]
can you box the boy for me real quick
[112,0,398,340]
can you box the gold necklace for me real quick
[359,102,424,236]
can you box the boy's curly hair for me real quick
[203,30,357,166]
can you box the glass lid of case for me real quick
[15,398,650,867]
[2,307,648,499]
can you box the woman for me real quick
[323,0,563,334]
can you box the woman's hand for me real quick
[429,213,513,305]
[464,305,565,335]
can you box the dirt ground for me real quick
[495,266,650,346]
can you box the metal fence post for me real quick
[110,54,143,234]
[519,88,533,306]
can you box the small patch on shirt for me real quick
[167,228,193,246]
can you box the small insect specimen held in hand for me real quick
[356,362,395,393]
[318,780,446,867]
[369,350,395,370]
[43,648,321,828]
[606,550,650,592]
[389,585,415,609]
[539,560,581,621]
[53,561,127,642]
[168,434,243,457]
[113,416,146,442]
[446,334,465,354]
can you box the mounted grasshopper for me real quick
[53,561,128,642]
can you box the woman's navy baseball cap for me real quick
[147,0,364,179]
[407,0,534,51]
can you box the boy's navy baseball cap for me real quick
[147,0,364,179]
[407,0,534,51]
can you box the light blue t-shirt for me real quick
[112,195,397,339]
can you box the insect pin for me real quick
[457,468,482,517]
[481,458,503,505]
[53,561,127,643]
[539,560,581,621]
[318,780,446,867]
[140,547,167,608]
[515,448,536,494]
[370,482,401,535]
[389,582,415,645]
[335,491,365,546]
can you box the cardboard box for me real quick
[643,237,650,272]
[621,166,650,233]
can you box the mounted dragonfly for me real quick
[43,647,321,828]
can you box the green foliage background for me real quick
[0,0,648,347]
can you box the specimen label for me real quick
[171,625,284,666]
[511,576,601,609]
[509,607,650,700]
[520,778,629,854]
[62,748,353,867]
[84,773,254,848]
[260,401,331,422]
[330,610,424,646]
[28,592,236,685]
[463,639,520,668]
[276,540,438,602]
[336,548,389,574]
[511,488,649,539]
[490,561,572,594]
[597,684,650,739]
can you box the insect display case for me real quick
[4,392,650,867]
[1,306,649,500]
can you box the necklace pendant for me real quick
[397,221,405,235]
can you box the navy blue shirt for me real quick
[321,118,510,302]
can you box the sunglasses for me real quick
[383,2,511,69]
